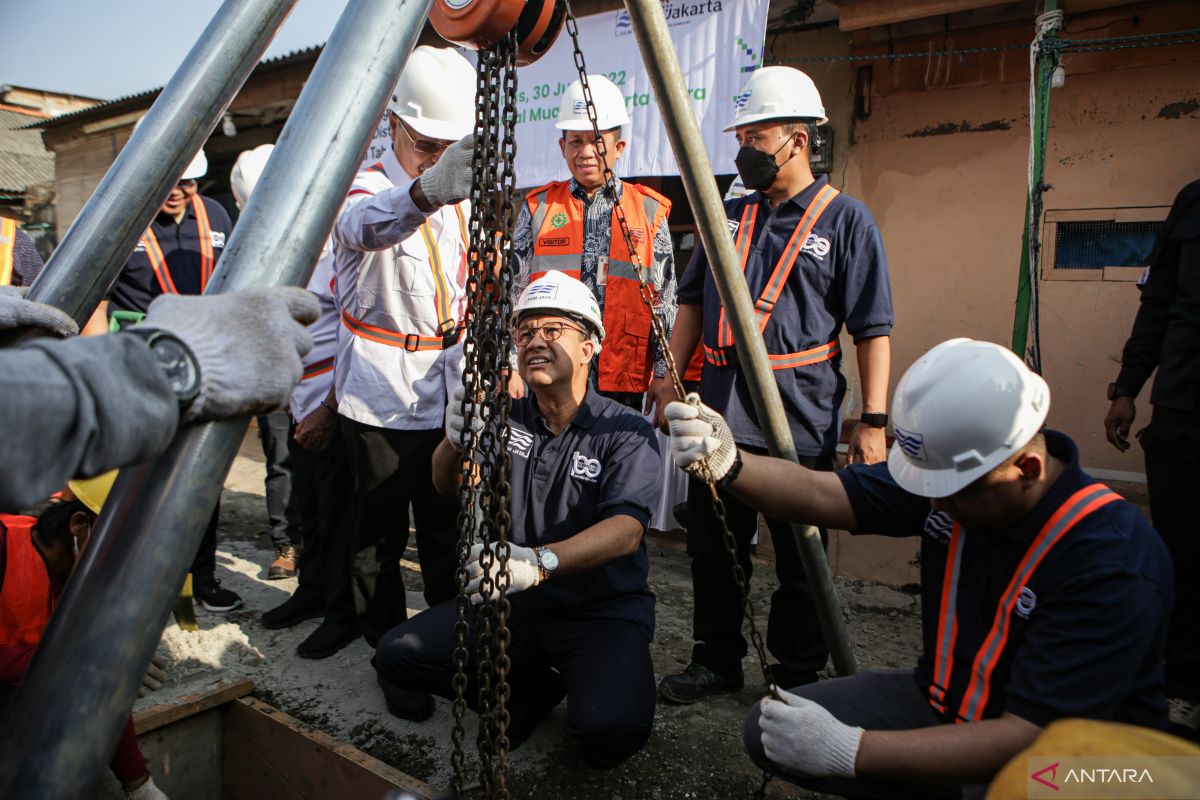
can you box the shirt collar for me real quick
[767,173,831,214]
[380,147,414,184]
[568,177,622,203]
[1000,430,1090,544]
[530,382,603,433]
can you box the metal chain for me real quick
[563,4,778,701]
[450,29,520,800]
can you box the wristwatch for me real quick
[860,412,889,429]
[127,328,201,410]
[1107,382,1135,401]
[534,546,559,582]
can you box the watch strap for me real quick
[860,412,888,428]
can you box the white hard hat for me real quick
[180,148,208,180]
[229,144,274,209]
[388,46,476,141]
[514,270,605,342]
[556,75,630,132]
[887,339,1051,499]
[723,66,827,132]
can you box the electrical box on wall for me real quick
[811,125,834,174]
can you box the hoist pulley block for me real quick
[430,0,565,66]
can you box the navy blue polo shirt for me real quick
[838,430,1173,729]
[505,385,661,637]
[678,174,893,456]
[107,195,232,313]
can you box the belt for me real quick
[341,310,461,352]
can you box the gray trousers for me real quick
[744,668,984,799]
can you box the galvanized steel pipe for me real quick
[24,0,298,327]
[0,0,435,795]
[622,0,857,677]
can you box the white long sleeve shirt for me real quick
[289,241,339,421]
[332,148,470,430]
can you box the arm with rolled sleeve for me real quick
[332,178,433,253]
[0,336,178,510]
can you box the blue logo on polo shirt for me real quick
[924,511,953,543]
[570,452,602,482]
[1015,586,1037,618]
[508,428,533,459]
[894,425,926,462]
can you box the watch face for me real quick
[153,337,201,400]
[541,548,559,572]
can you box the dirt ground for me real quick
[139,435,923,800]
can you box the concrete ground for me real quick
[140,433,924,799]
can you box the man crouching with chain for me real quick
[374,270,662,768]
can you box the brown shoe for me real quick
[268,544,298,580]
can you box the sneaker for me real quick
[261,591,325,630]
[658,661,744,705]
[194,577,243,613]
[1168,697,1200,738]
[297,617,360,659]
[267,544,299,580]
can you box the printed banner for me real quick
[361,1,768,186]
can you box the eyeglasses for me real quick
[177,179,197,190]
[515,322,586,347]
[400,121,452,155]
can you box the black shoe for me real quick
[375,666,436,722]
[297,618,360,659]
[261,591,325,630]
[658,661,743,705]
[194,577,244,613]
[672,502,690,529]
[766,663,821,690]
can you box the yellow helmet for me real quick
[66,470,118,515]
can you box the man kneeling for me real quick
[374,271,661,768]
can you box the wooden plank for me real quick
[223,697,436,800]
[134,677,254,735]
[836,0,1013,31]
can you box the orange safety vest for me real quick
[0,515,53,649]
[705,185,842,371]
[139,195,215,295]
[340,163,469,351]
[0,217,17,287]
[928,483,1122,722]
[526,180,672,394]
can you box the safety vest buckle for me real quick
[716,345,739,368]
[403,333,422,352]
[441,323,461,350]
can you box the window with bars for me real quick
[1042,208,1169,281]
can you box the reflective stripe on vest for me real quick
[341,163,462,347]
[0,515,52,649]
[526,180,671,393]
[928,483,1122,722]
[140,195,214,295]
[709,185,840,370]
[302,355,335,381]
[0,217,16,287]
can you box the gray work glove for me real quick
[759,689,863,778]
[142,287,319,422]
[664,393,739,483]
[465,541,542,603]
[138,653,169,698]
[418,134,475,208]
[445,383,485,452]
[0,285,79,338]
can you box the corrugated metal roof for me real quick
[0,108,54,193]
[24,44,325,131]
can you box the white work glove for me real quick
[665,393,739,483]
[418,134,474,208]
[125,775,169,800]
[137,653,169,698]
[0,285,78,337]
[141,287,319,423]
[759,690,864,779]
[445,383,485,452]
[465,541,542,603]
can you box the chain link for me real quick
[563,4,779,701]
[450,29,520,800]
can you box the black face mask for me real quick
[734,136,796,192]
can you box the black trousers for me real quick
[188,504,220,581]
[289,419,354,606]
[686,450,835,683]
[376,600,656,768]
[743,669,975,799]
[257,410,302,548]
[1141,406,1200,701]
[336,418,458,641]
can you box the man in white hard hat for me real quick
[663,339,1172,797]
[658,66,895,705]
[510,75,677,418]
[375,271,662,768]
[90,137,242,614]
[228,145,305,583]
[312,46,477,660]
